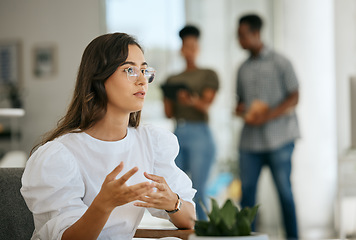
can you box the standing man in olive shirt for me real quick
[163,25,219,220]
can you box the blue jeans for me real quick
[239,142,298,239]
[174,122,216,220]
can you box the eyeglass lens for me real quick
[126,66,155,83]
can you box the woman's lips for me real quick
[134,91,146,98]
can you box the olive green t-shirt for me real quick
[165,68,219,122]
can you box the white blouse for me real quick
[21,124,196,240]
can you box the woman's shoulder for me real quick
[32,139,69,159]
[133,124,178,145]
[135,124,175,137]
[21,137,83,213]
[31,133,76,157]
[26,137,78,176]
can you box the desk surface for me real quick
[134,228,194,240]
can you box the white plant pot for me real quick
[188,233,269,240]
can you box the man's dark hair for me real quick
[239,14,263,32]
[179,25,200,40]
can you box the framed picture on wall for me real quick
[0,40,22,108]
[33,44,57,78]
[0,40,21,87]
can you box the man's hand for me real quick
[235,103,246,117]
[177,90,198,106]
[244,111,270,126]
[244,100,270,126]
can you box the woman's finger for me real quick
[136,195,152,203]
[144,172,165,183]
[128,182,154,194]
[105,162,124,182]
[134,201,154,208]
[122,182,154,200]
[144,192,163,203]
[134,195,159,208]
[153,182,167,191]
[116,167,138,185]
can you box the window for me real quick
[106,0,185,129]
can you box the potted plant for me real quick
[188,199,269,240]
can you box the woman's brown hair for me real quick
[31,33,142,154]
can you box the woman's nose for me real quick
[136,71,148,85]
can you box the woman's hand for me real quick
[134,172,196,229]
[133,172,177,211]
[92,162,155,214]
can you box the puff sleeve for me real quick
[145,125,196,219]
[21,141,87,240]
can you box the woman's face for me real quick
[104,44,149,115]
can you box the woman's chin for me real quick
[131,105,144,112]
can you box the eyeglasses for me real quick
[124,66,155,83]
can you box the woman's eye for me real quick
[127,67,134,74]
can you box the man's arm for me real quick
[247,90,299,126]
[235,102,246,118]
[163,98,174,118]
[267,90,299,120]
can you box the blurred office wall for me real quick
[183,0,355,239]
[0,0,104,154]
[0,0,356,239]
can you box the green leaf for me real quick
[206,224,220,236]
[195,220,221,236]
[194,221,210,236]
[198,199,210,220]
[220,199,238,228]
[194,198,259,237]
[208,198,221,225]
[240,205,259,224]
[216,219,233,236]
[236,214,251,236]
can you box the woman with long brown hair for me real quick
[21,33,196,240]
